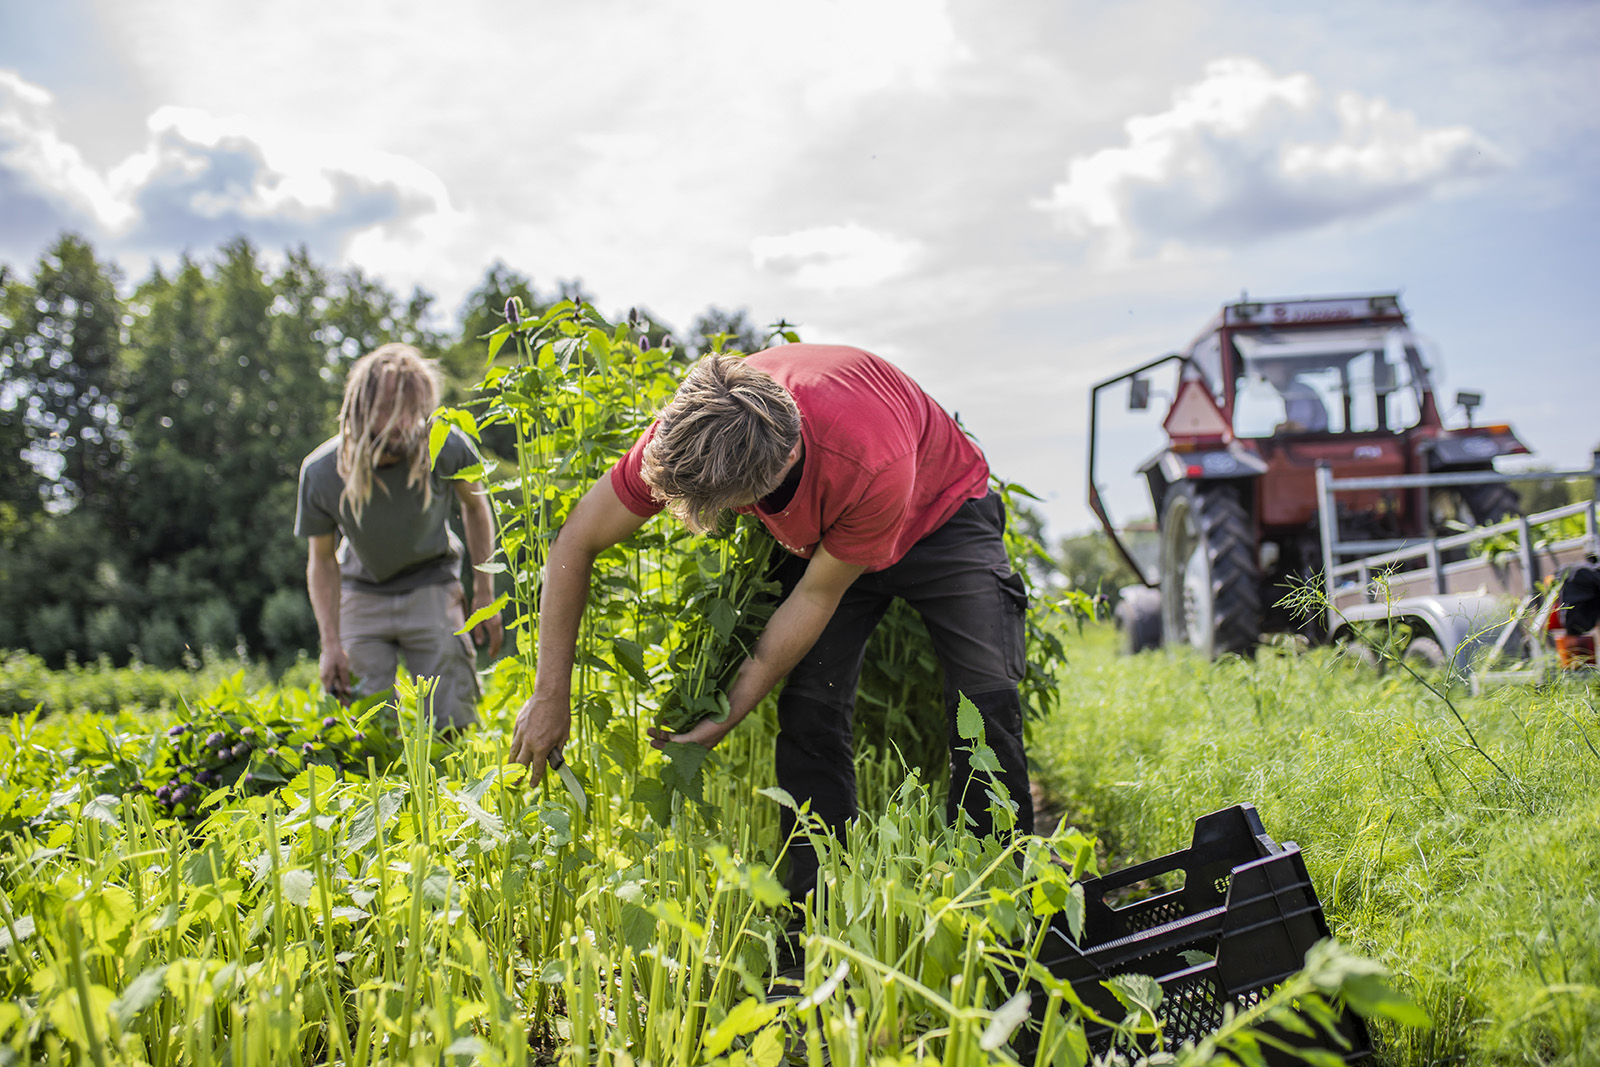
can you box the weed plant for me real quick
[1031,624,1600,1066]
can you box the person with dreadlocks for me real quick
[294,343,503,729]
[508,344,1032,915]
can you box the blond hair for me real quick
[337,343,443,525]
[641,354,801,534]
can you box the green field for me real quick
[5,300,1594,1066]
[5,626,1594,1065]
[1033,626,1600,1066]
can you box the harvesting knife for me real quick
[547,747,588,814]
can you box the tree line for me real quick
[0,233,765,670]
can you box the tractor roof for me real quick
[1219,293,1406,329]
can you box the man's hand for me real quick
[469,591,504,658]
[646,715,736,752]
[319,645,351,703]
[510,693,570,772]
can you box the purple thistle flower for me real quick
[167,724,187,737]
[205,731,226,749]
[302,742,315,755]
[231,742,251,761]
[323,716,338,729]
[240,727,256,740]
[265,747,278,759]
[156,786,172,803]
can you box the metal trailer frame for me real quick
[1313,461,1600,680]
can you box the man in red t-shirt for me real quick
[509,344,1033,900]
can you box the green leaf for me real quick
[661,741,710,797]
[956,693,984,741]
[749,1025,784,1067]
[455,593,508,635]
[1105,973,1163,1021]
[428,419,452,467]
[0,915,37,951]
[182,841,228,887]
[619,901,656,956]
[538,957,567,984]
[611,637,651,686]
[704,997,781,1056]
[421,868,459,909]
[83,794,121,826]
[113,965,169,1027]
[707,598,737,640]
[486,327,512,362]
[968,743,1001,773]
[1341,973,1432,1028]
[757,786,797,811]
[341,787,407,857]
[280,870,315,906]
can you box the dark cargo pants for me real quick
[774,490,1034,903]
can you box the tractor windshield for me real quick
[1231,326,1426,437]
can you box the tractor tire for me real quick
[1116,586,1163,654]
[1158,482,1262,657]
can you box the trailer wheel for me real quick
[1159,483,1262,657]
[1403,635,1448,670]
[1116,586,1163,654]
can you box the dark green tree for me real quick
[0,234,124,519]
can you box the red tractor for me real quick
[1090,293,1529,656]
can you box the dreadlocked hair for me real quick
[641,353,802,534]
[336,343,443,525]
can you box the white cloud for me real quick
[750,223,922,291]
[0,70,135,230]
[1036,56,1507,260]
[0,68,462,280]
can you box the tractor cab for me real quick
[1230,325,1430,439]
[1089,292,1529,658]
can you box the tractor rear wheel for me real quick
[1159,482,1262,657]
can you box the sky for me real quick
[2,0,1597,538]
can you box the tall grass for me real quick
[1030,625,1600,1065]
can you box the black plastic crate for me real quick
[1036,804,1371,1063]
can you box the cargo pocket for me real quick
[994,566,1029,684]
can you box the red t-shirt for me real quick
[610,344,989,571]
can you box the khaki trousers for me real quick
[341,581,479,729]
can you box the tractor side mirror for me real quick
[1456,389,1483,427]
[1129,377,1151,411]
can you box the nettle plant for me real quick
[445,298,1080,807]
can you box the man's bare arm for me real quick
[307,535,350,700]
[509,476,649,769]
[455,479,504,658]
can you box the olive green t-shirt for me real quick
[293,430,476,594]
